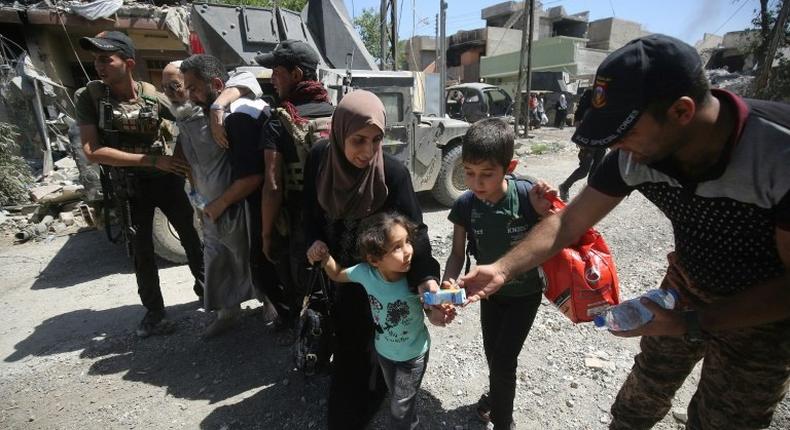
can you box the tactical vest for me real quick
[274,107,331,193]
[86,80,165,156]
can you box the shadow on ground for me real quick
[30,230,133,290]
[5,300,293,413]
[30,229,183,290]
[200,383,488,430]
[5,282,486,429]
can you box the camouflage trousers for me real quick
[610,253,790,430]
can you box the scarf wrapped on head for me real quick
[281,80,331,125]
[316,90,388,220]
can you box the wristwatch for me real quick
[209,102,225,111]
[683,310,707,343]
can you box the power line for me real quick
[712,0,750,35]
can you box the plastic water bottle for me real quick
[188,188,208,211]
[593,289,679,331]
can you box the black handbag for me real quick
[293,265,334,376]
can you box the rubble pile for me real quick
[706,68,755,97]
[0,155,94,244]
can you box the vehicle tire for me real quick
[431,144,466,207]
[152,208,201,264]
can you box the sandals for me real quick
[476,393,492,423]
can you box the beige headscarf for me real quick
[316,90,388,220]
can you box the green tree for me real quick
[353,8,382,61]
[750,0,790,100]
[208,0,307,11]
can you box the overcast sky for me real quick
[343,0,765,45]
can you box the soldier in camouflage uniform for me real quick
[460,34,790,429]
[75,31,204,338]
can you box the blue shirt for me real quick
[346,263,430,362]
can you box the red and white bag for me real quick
[539,196,620,323]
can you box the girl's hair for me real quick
[357,212,417,262]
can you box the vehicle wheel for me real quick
[152,208,201,264]
[431,144,466,207]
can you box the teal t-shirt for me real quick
[346,263,430,362]
[448,178,544,296]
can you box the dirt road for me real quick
[1,127,787,429]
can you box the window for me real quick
[373,92,404,122]
[484,89,512,116]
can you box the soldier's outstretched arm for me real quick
[461,186,623,303]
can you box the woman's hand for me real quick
[306,240,329,264]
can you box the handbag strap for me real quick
[304,263,332,317]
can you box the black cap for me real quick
[79,31,135,59]
[255,39,320,72]
[571,34,703,147]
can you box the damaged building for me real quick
[404,0,651,97]
[0,0,191,170]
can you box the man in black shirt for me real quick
[256,40,335,330]
[461,34,790,429]
[558,88,606,201]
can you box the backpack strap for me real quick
[455,191,477,274]
[510,175,541,224]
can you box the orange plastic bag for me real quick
[539,196,620,323]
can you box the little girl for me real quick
[309,212,450,430]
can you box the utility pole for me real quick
[525,0,535,121]
[380,0,388,70]
[513,0,532,135]
[754,0,789,96]
[379,1,399,70]
[439,0,447,116]
[392,0,398,70]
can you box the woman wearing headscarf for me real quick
[303,90,441,429]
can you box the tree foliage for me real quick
[354,7,382,62]
[750,0,790,100]
[0,123,33,206]
[208,0,307,11]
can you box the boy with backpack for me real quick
[442,118,554,430]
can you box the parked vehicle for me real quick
[445,83,513,123]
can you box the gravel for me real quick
[0,127,787,430]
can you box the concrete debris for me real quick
[29,185,62,202]
[14,214,53,243]
[59,212,74,226]
[706,68,755,97]
[584,354,616,371]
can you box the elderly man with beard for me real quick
[168,54,270,337]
